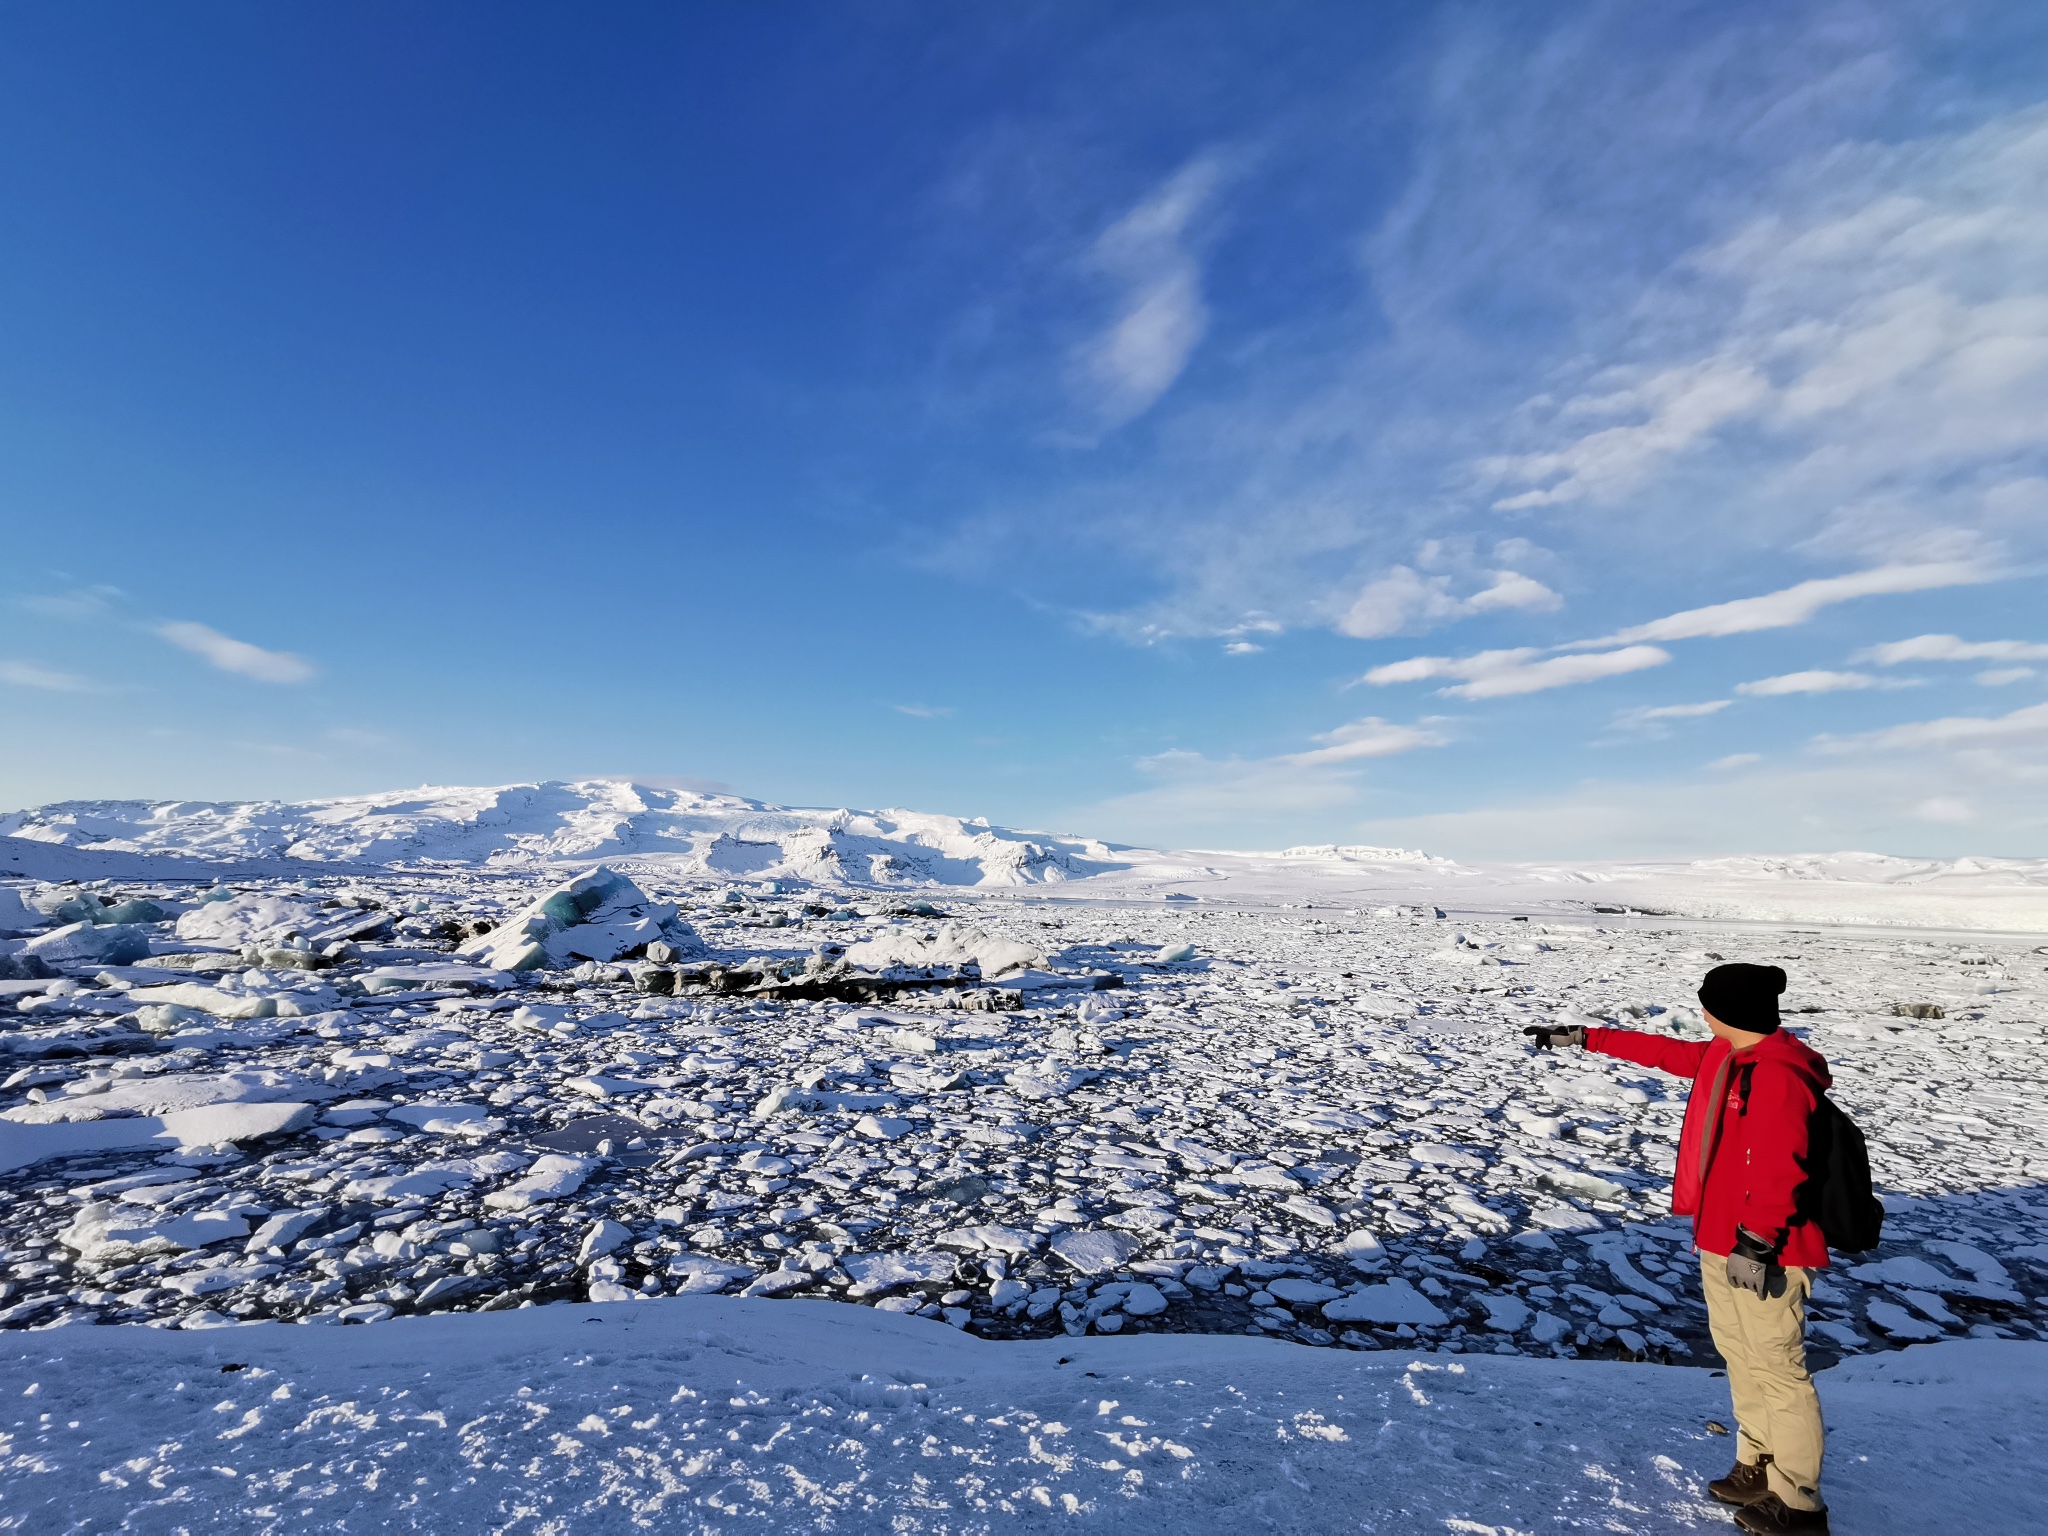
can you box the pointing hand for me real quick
[1522,1025,1587,1050]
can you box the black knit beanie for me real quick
[1698,963,1787,1034]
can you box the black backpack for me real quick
[1801,1093,1885,1253]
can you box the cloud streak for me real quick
[1364,644,1669,700]
[1857,633,2048,665]
[1582,563,1992,647]
[1736,670,1917,697]
[0,660,93,692]
[1283,716,1447,766]
[1073,158,1225,429]
[1815,699,2048,754]
[157,622,316,684]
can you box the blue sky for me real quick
[4,1,2048,859]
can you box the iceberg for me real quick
[23,922,153,966]
[457,866,705,971]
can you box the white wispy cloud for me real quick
[1618,700,1733,724]
[1075,714,1445,841]
[1282,716,1448,766]
[1364,645,1669,700]
[1976,667,2035,686]
[1815,699,2048,753]
[0,659,93,692]
[1337,566,1559,639]
[157,622,316,684]
[1735,669,1917,696]
[1581,563,1991,647]
[893,703,955,719]
[1482,103,2048,570]
[1609,699,1733,738]
[1485,357,1771,510]
[1856,633,2048,665]
[1073,157,1225,429]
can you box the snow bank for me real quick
[1,1302,2038,1533]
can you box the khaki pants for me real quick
[1699,1253,1825,1511]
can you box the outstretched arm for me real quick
[1583,1026,1710,1079]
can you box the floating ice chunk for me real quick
[388,1102,501,1138]
[1004,1066,1099,1099]
[1865,1300,1945,1340]
[61,1202,249,1264]
[1540,1167,1629,1202]
[1479,1294,1532,1333]
[578,1219,632,1264]
[1529,1310,1570,1344]
[484,1153,594,1210]
[1155,943,1196,963]
[1322,1278,1448,1326]
[741,1267,813,1297]
[1583,1234,1678,1304]
[1159,1136,1236,1171]
[1921,1241,2017,1292]
[989,1278,1029,1311]
[842,1251,954,1299]
[1280,1196,1339,1228]
[1122,1283,1168,1317]
[0,1116,171,1173]
[164,1262,279,1298]
[161,1101,315,1146]
[175,893,324,947]
[841,923,1045,979]
[1265,1278,1343,1305]
[1411,1142,1488,1171]
[128,982,277,1020]
[457,866,704,971]
[1337,1229,1388,1270]
[565,1075,655,1098]
[1848,1255,1954,1289]
[346,1151,528,1202]
[1050,1230,1141,1276]
[24,922,152,966]
[854,1114,913,1140]
[1281,1107,1385,1134]
[755,1085,899,1117]
[1231,1162,1304,1192]
[247,1209,328,1252]
[1528,1205,1604,1233]
[1442,1192,1511,1233]
[936,1224,1040,1256]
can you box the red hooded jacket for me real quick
[1584,1026,1832,1268]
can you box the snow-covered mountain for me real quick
[0,780,1130,887]
[3,779,2045,928]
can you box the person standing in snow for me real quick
[1523,963,1831,1535]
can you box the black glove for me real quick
[1726,1226,1778,1297]
[1522,1025,1586,1050]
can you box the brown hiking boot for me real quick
[1734,1493,1830,1533]
[1708,1457,1772,1506]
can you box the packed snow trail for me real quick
[2,1299,2041,1533]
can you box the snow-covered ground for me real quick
[5,1303,2041,1532]
[2,781,2046,1528]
